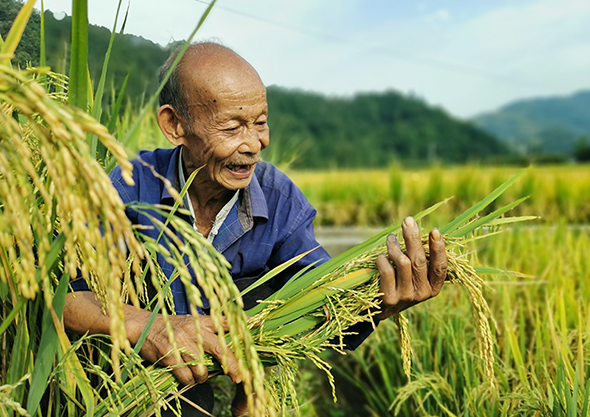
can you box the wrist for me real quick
[123,306,155,346]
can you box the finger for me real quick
[402,217,428,285]
[206,337,242,384]
[376,252,396,306]
[201,315,231,334]
[182,351,210,384]
[386,233,413,297]
[157,351,197,386]
[428,228,447,296]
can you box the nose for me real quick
[239,124,269,154]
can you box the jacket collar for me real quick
[166,146,269,228]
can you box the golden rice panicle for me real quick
[0,64,147,374]
[127,205,271,416]
[443,242,495,384]
[395,313,412,380]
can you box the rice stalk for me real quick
[245,233,497,407]
[0,63,143,366]
[0,61,268,416]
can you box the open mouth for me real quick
[226,163,253,173]
[224,161,258,177]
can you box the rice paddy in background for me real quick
[287,164,590,227]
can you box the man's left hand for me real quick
[375,216,447,320]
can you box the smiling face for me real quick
[160,45,270,197]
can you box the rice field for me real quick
[287,164,590,227]
[273,167,590,417]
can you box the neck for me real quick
[181,165,235,240]
[189,183,233,214]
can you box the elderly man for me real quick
[64,42,447,416]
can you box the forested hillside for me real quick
[1,0,509,168]
[0,0,40,67]
[43,11,173,101]
[473,91,590,157]
[267,87,508,169]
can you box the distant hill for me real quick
[43,10,174,103]
[2,0,510,169]
[472,91,590,156]
[267,87,509,169]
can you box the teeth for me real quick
[228,164,250,172]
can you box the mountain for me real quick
[267,87,509,169]
[472,91,590,155]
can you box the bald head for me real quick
[158,42,265,133]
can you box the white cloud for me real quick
[424,9,451,23]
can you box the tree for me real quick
[0,0,40,67]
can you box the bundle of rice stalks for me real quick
[226,171,536,412]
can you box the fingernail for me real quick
[387,234,398,243]
[431,228,442,241]
[403,216,416,227]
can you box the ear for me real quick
[157,105,188,147]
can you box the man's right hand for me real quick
[64,292,243,385]
[137,313,242,385]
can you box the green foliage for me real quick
[42,8,173,104]
[267,86,509,169]
[0,0,40,67]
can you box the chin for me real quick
[221,177,253,191]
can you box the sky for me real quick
[38,0,590,119]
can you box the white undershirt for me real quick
[178,147,239,243]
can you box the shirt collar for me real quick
[161,145,183,203]
[177,147,240,242]
[235,164,268,235]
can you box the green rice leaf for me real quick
[105,74,129,133]
[439,171,524,235]
[272,315,325,338]
[0,0,36,64]
[68,0,89,109]
[269,198,451,305]
[483,216,539,226]
[474,266,533,278]
[26,272,71,416]
[89,0,125,156]
[133,270,178,356]
[260,268,377,333]
[448,196,529,238]
[6,309,31,404]
[0,296,26,339]
[39,0,46,85]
